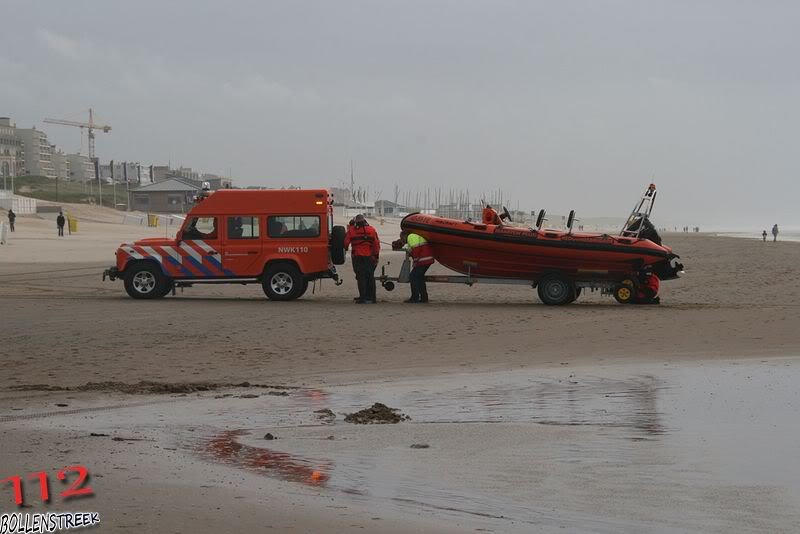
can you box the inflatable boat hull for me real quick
[400,213,680,281]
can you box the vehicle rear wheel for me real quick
[537,274,575,305]
[124,263,169,299]
[330,225,347,265]
[262,264,304,301]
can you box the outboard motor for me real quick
[638,217,662,245]
[623,215,661,245]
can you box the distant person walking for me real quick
[762,230,768,242]
[7,209,15,232]
[56,211,66,237]
[772,224,779,242]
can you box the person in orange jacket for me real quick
[482,205,502,225]
[635,270,660,304]
[344,214,380,303]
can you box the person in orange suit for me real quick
[344,214,380,303]
[482,205,502,225]
[635,270,660,304]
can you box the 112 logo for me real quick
[1,466,93,506]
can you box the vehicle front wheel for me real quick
[124,263,169,299]
[262,264,304,301]
[537,274,575,305]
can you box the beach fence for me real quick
[122,213,146,226]
[0,190,37,214]
[122,213,185,229]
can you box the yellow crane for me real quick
[44,108,111,160]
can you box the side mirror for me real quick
[536,209,546,230]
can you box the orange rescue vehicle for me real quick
[103,189,347,300]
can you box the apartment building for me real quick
[66,153,95,181]
[51,149,69,181]
[16,127,55,178]
[0,117,23,180]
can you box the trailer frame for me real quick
[379,258,622,295]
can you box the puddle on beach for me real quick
[5,359,797,531]
[192,359,800,532]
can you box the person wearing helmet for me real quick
[344,214,380,303]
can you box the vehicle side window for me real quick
[267,216,320,238]
[227,216,259,239]
[183,216,218,240]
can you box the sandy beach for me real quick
[2,208,800,532]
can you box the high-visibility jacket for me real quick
[482,208,502,225]
[345,224,380,257]
[405,233,434,267]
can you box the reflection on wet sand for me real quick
[201,429,332,486]
[191,361,800,532]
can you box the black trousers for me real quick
[352,255,376,302]
[58,226,64,236]
[8,222,13,232]
[410,264,430,302]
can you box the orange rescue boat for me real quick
[394,184,683,305]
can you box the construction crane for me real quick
[44,108,111,160]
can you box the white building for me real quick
[16,127,55,178]
[51,148,69,181]
[66,153,95,181]
[99,161,137,183]
[0,117,23,181]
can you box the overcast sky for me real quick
[3,1,799,228]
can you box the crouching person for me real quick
[400,231,435,303]
[635,270,660,305]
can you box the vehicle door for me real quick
[222,215,263,276]
[179,215,227,277]
[265,214,326,273]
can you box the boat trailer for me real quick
[379,257,629,302]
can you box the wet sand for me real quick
[2,209,800,531]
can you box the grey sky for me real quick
[3,1,799,227]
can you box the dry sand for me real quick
[2,206,799,532]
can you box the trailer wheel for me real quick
[330,225,347,265]
[262,264,304,301]
[124,263,169,299]
[614,284,635,304]
[537,274,575,305]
